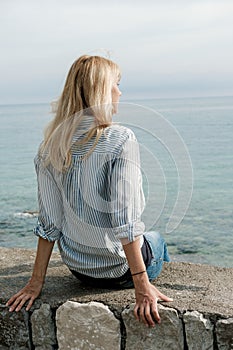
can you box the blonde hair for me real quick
[39,55,121,171]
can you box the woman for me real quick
[6,55,172,327]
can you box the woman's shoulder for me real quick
[97,124,138,156]
[105,123,136,142]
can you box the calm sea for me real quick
[0,96,232,267]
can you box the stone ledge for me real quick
[0,247,233,349]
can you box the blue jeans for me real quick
[145,231,170,281]
[117,231,170,289]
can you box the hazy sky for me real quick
[1,0,233,103]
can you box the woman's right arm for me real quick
[122,238,173,327]
[6,237,54,312]
[111,131,173,326]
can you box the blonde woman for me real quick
[7,55,172,327]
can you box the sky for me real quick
[0,0,233,104]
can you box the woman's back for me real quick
[34,121,145,278]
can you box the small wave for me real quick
[14,211,38,218]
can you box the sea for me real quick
[0,96,232,267]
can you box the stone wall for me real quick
[0,247,233,350]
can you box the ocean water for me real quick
[0,97,232,267]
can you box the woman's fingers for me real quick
[6,290,24,307]
[15,295,31,312]
[6,294,23,311]
[135,300,160,327]
[151,285,173,303]
[26,296,36,311]
[150,300,161,324]
[6,296,16,307]
[133,304,140,321]
[7,290,35,312]
[144,300,155,327]
[139,302,147,326]
[157,292,173,302]
[9,294,28,312]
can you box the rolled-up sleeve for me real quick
[34,157,63,241]
[110,130,145,243]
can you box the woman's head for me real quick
[41,55,121,171]
[57,55,121,123]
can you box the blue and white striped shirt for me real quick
[34,117,145,278]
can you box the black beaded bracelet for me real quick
[131,270,146,276]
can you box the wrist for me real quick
[131,270,146,277]
[132,271,150,287]
[30,274,45,283]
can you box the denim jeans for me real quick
[144,231,170,280]
[118,231,170,288]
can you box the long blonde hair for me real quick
[39,55,121,171]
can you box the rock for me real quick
[122,304,184,350]
[0,306,30,349]
[31,303,56,349]
[216,318,233,350]
[34,347,55,350]
[56,301,121,349]
[183,310,213,350]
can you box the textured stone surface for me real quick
[1,247,233,349]
[122,304,183,350]
[216,318,233,350]
[34,347,55,350]
[31,303,56,349]
[1,247,233,318]
[0,306,30,349]
[0,347,28,350]
[183,310,213,350]
[56,301,121,350]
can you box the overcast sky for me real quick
[1,0,233,104]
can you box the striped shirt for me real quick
[34,116,145,278]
